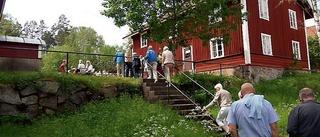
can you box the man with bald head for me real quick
[287,88,320,137]
[227,83,279,137]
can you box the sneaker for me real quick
[166,84,171,87]
[225,132,231,137]
[154,79,158,83]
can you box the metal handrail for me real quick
[174,67,215,97]
[144,61,199,107]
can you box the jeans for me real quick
[116,63,124,77]
[125,62,133,77]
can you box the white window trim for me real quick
[292,40,301,60]
[261,33,273,56]
[140,32,147,48]
[288,9,298,30]
[210,37,224,59]
[258,0,269,21]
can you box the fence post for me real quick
[66,52,69,74]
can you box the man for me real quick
[132,52,141,78]
[114,50,124,77]
[287,88,320,137]
[161,46,174,86]
[59,59,66,73]
[202,83,232,135]
[125,45,133,77]
[227,83,279,137]
[144,45,158,83]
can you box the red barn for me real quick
[0,36,45,71]
[123,0,313,82]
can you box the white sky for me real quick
[3,0,129,46]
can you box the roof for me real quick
[306,26,317,37]
[0,36,46,45]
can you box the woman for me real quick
[85,60,94,75]
[161,46,174,86]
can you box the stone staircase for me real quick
[141,78,218,126]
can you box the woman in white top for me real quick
[77,60,86,74]
[85,60,94,74]
[161,46,174,86]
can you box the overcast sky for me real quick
[3,0,129,46]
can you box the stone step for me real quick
[153,90,182,95]
[162,99,191,105]
[150,85,176,90]
[168,103,196,110]
[143,79,166,83]
[158,94,186,100]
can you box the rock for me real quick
[21,95,38,105]
[20,86,37,97]
[57,90,68,104]
[70,92,86,105]
[0,84,21,104]
[39,96,57,109]
[101,85,119,98]
[25,104,40,117]
[0,103,19,116]
[36,81,60,94]
[69,84,88,94]
[44,108,55,115]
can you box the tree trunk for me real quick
[311,0,320,46]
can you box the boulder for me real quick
[25,104,40,117]
[57,90,68,104]
[39,96,57,109]
[69,84,88,94]
[0,103,19,116]
[21,95,38,105]
[20,86,37,97]
[0,84,21,104]
[70,92,86,105]
[44,108,55,115]
[36,81,60,94]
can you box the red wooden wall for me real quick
[246,0,308,68]
[0,41,39,59]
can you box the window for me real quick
[261,33,272,55]
[258,0,269,20]
[140,33,147,48]
[292,41,301,60]
[209,6,222,24]
[210,37,224,59]
[289,9,297,30]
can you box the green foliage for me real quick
[308,36,320,72]
[0,95,216,137]
[0,14,22,36]
[102,0,247,54]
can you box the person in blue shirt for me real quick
[227,83,279,137]
[114,50,124,77]
[144,45,158,83]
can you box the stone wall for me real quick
[0,57,42,71]
[200,65,284,83]
[0,80,119,118]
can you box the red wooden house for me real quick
[123,0,313,81]
[0,36,45,71]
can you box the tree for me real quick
[52,14,73,46]
[101,0,247,55]
[0,14,22,36]
[308,36,320,72]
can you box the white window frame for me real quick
[261,33,272,56]
[289,9,297,30]
[292,40,301,60]
[140,32,147,48]
[258,0,269,21]
[210,37,224,59]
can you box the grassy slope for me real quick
[0,94,216,137]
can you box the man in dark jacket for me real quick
[287,88,320,137]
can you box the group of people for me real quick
[59,59,94,75]
[114,45,174,86]
[202,83,320,137]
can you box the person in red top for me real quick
[59,59,66,73]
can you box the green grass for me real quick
[0,94,217,137]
